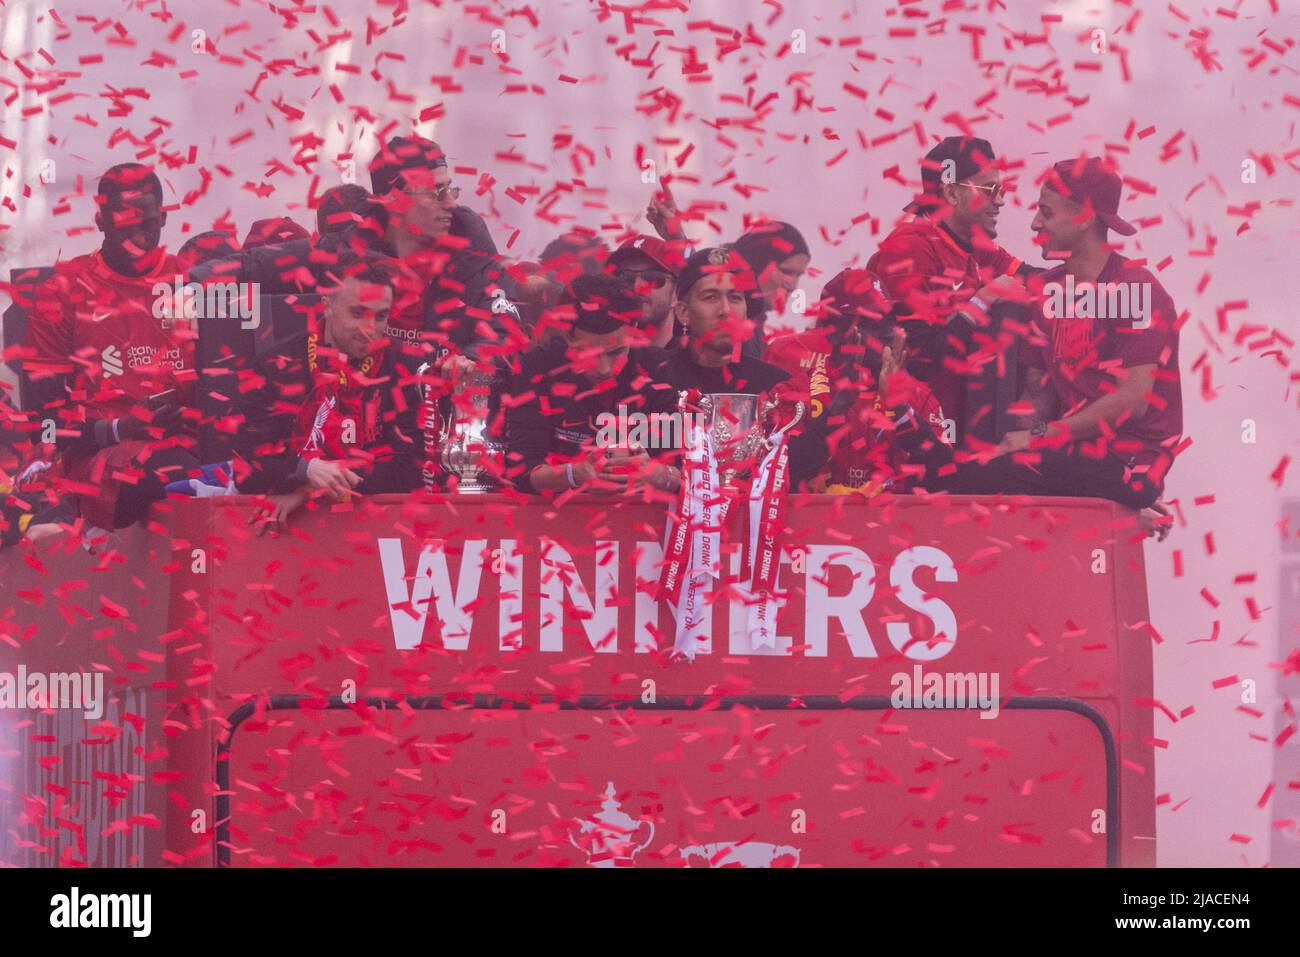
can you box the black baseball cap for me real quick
[904,136,996,214]
[674,245,755,300]
[566,273,643,334]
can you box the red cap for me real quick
[609,234,689,275]
[819,268,891,326]
[1048,157,1137,237]
[243,216,309,249]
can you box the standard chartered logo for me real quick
[101,344,124,377]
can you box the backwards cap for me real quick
[674,245,756,300]
[904,136,996,214]
[369,136,448,197]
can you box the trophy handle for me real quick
[567,825,587,852]
[415,361,435,403]
[769,400,804,439]
[634,819,655,853]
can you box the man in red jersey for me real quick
[24,163,198,530]
[366,136,522,368]
[220,251,421,534]
[997,157,1179,516]
[189,138,523,490]
[904,158,1178,536]
[766,268,951,495]
[867,136,1037,442]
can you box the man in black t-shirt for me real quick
[502,274,681,498]
[660,245,787,395]
[662,246,833,487]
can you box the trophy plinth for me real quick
[439,419,500,494]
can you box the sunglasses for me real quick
[958,182,1006,201]
[401,180,461,203]
[622,269,673,289]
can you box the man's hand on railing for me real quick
[305,458,362,497]
[644,462,682,494]
[1138,501,1173,542]
[992,429,1031,458]
[248,487,310,538]
[591,446,649,494]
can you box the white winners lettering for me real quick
[888,546,959,660]
[499,539,523,651]
[49,887,151,937]
[803,544,877,658]
[378,538,487,651]
[660,519,688,595]
[539,538,618,652]
[378,537,959,658]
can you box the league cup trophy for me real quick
[695,392,804,486]
[418,362,501,493]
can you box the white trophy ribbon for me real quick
[673,418,720,660]
[744,403,802,651]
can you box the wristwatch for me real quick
[1030,422,1049,438]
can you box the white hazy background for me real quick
[1,0,1297,866]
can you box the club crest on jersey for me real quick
[490,288,520,322]
[305,396,336,452]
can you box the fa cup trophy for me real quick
[418,361,501,493]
